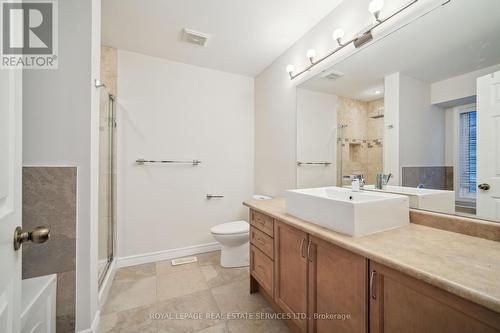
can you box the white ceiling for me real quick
[299,0,500,101]
[101,0,343,77]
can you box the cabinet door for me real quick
[308,236,368,333]
[370,262,500,333]
[275,221,308,332]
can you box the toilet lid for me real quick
[211,221,249,235]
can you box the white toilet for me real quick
[210,195,272,268]
[211,220,250,267]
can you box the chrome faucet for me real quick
[353,174,365,190]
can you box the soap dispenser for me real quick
[352,178,361,192]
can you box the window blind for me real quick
[458,111,477,198]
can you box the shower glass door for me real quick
[98,89,116,287]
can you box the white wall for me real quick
[117,50,254,258]
[431,63,500,106]
[384,72,446,184]
[296,89,337,188]
[399,73,445,168]
[383,73,400,184]
[254,0,446,196]
[22,0,100,331]
[444,107,455,166]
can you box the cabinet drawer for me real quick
[250,210,274,236]
[250,226,274,259]
[251,245,274,296]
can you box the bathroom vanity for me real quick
[245,198,500,333]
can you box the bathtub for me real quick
[21,274,57,333]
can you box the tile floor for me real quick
[99,251,291,333]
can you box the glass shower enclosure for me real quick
[98,86,117,287]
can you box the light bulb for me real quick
[332,28,345,45]
[368,0,384,20]
[286,64,295,75]
[306,49,316,64]
[368,0,384,13]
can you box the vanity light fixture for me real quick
[306,49,317,64]
[368,0,385,22]
[332,28,345,46]
[285,0,423,80]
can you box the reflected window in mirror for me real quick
[458,109,477,200]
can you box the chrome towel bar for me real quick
[136,158,201,165]
[296,162,332,166]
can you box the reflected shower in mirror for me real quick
[295,0,500,222]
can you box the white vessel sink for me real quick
[285,187,409,236]
[363,185,455,214]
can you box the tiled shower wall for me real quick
[22,167,76,332]
[337,96,384,185]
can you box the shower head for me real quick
[370,107,384,119]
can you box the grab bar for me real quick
[296,162,332,166]
[136,158,201,165]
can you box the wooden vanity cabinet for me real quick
[274,220,309,332]
[369,262,500,333]
[249,210,500,333]
[249,210,275,297]
[308,235,368,333]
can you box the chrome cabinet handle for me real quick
[370,270,377,300]
[300,239,306,258]
[307,241,313,262]
[13,226,50,251]
[478,183,491,191]
[255,217,266,225]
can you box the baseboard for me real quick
[115,242,221,268]
[76,310,100,333]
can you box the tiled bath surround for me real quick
[22,167,77,332]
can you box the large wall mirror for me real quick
[295,0,500,222]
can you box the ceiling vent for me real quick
[182,28,210,47]
[320,69,344,81]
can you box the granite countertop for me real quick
[243,197,500,314]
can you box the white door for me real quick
[477,71,500,221]
[0,65,23,332]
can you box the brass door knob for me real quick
[13,226,50,251]
[478,183,491,191]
